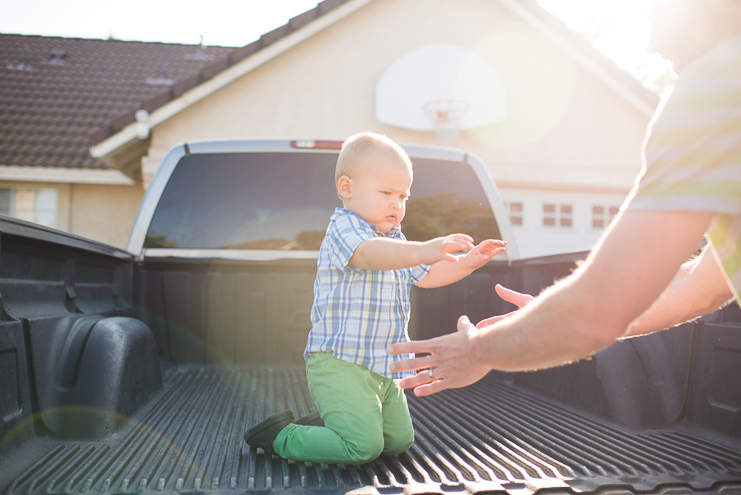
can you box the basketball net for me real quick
[423,99,470,147]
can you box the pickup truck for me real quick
[0,139,739,495]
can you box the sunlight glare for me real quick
[537,0,676,94]
[467,24,577,148]
[539,0,650,66]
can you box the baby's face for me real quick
[342,160,412,234]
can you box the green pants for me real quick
[273,352,414,464]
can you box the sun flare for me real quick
[537,0,675,93]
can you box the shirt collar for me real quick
[334,207,402,237]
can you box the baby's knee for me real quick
[382,431,414,456]
[347,437,384,464]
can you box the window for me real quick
[0,187,57,228]
[144,153,501,250]
[543,204,555,227]
[504,201,523,226]
[592,205,620,229]
[543,203,572,228]
[559,204,572,227]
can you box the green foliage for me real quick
[403,193,501,245]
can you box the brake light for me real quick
[290,140,343,150]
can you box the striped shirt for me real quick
[626,34,741,305]
[305,208,431,379]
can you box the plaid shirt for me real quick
[305,208,431,379]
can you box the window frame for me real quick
[0,186,58,229]
[542,202,572,229]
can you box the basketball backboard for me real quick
[376,43,508,137]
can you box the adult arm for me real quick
[623,244,734,337]
[477,247,732,336]
[388,209,714,396]
[415,240,507,289]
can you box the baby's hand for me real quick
[462,239,507,270]
[420,234,475,264]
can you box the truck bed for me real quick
[4,364,741,495]
[2,219,741,495]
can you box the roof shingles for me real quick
[0,34,236,170]
[0,0,352,171]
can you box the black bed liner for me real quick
[3,366,741,495]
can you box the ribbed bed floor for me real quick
[4,366,741,494]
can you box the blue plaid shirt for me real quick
[305,208,431,379]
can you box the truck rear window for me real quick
[144,152,500,250]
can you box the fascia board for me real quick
[0,165,136,185]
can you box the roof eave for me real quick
[90,0,375,170]
[0,165,136,185]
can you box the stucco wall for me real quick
[67,183,144,249]
[148,0,650,190]
[0,181,71,231]
[0,180,143,249]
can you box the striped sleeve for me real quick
[628,47,741,214]
[627,35,741,304]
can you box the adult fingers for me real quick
[388,353,436,374]
[388,338,438,357]
[410,379,452,396]
[457,314,474,332]
[475,313,513,328]
[397,375,418,389]
[396,368,438,389]
[495,284,534,308]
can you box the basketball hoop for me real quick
[423,98,470,147]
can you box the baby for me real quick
[245,132,506,464]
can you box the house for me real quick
[0,33,236,247]
[1,0,659,255]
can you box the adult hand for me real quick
[476,284,534,328]
[462,240,507,270]
[388,315,493,396]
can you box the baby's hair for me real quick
[335,132,412,186]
